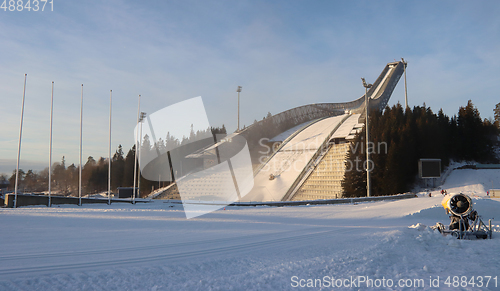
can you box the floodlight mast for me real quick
[401,58,408,109]
[362,78,372,197]
[137,112,147,199]
[133,95,141,204]
[237,86,242,132]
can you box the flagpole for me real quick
[108,90,112,205]
[79,84,83,206]
[132,95,141,204]
[14,74,27,208]
[48,81,54,207]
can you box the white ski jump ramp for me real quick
[241,114,348,202]
[150,60,406,204]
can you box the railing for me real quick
[147,183,176,199]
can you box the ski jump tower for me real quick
[238,60,406,202]
[153,60,405,202]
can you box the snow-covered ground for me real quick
[1,169,500,290]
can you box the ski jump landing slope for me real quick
[241,114,348,202]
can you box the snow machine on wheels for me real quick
[432,193,493,240]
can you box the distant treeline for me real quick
[3,126,227,197]
[342,100,500,197]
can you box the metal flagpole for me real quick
[48,81,54,207]
[108,90,112,205]
[132,95,141,204]
[14,74,27,208]
[79,84,83,206]
[237,86,242,131]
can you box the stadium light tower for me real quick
[362,78,372,197]
[136,112,147,199]
[132,95,141,204]
[401,58,408,109]
[237,86,242,132]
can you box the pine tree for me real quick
[0,174,7,185]
[24,170,37,192]
[9,169,25,191]
[342,133,366,197]
[53,156,68,193]
[457,100,491,161]
[494,102,500,128]
[82,156,96,194]
[111,145,125,189]
[123,146,136,187]
[66,164,78,194]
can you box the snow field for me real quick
[0,169,499,290]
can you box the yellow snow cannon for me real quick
[441,193,473,216]
[433,193,492,239]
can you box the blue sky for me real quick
[1,0,499,175]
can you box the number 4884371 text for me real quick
[1,0,54,12]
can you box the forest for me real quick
[342,100,500,197]
[3,100,500,199]
[2,126,227,197]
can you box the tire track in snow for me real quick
[0,226,367,278]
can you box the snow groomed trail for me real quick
[1,169,500,290]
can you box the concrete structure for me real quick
[154,61,405,202]
[241,61,404,201]
[490,189,500,198]
[241,114,348,202]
